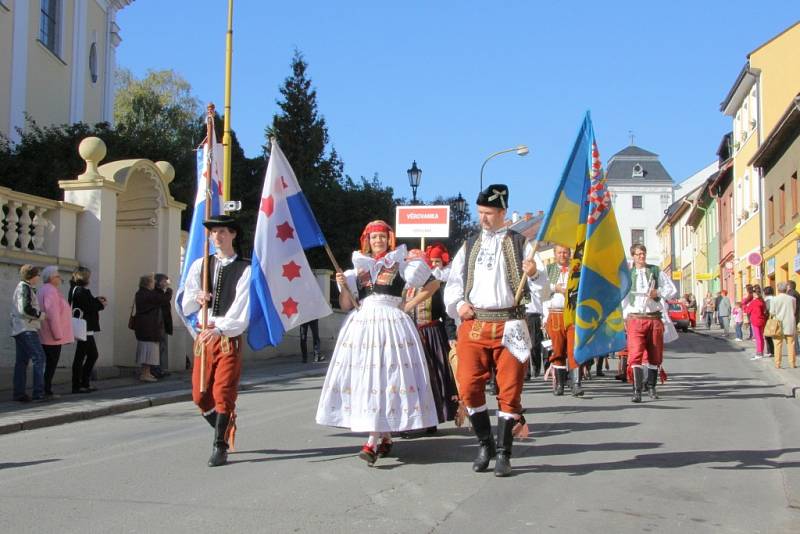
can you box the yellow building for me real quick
[1,0,133,142]
[752,94,800,290]
[720,21,800,297]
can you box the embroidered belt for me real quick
[473,306,525,322]
[628,312,662,319]
[549,309,564,313]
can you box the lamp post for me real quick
[407,160,422,204]
[454,192,467,245]
[479,145,529,190]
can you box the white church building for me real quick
[606,145,675,266]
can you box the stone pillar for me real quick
[59,138,124,371]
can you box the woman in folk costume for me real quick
[315,220,439,466]
[403,243,459,430]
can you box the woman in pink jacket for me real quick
[38,266,74,399]
[744,285,768,359]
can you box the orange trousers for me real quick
[192,335,242,414]
[546,311,577,369]
[455,319,525,414]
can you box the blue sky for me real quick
[117,2,796,215]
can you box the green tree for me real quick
[266,51,394,268]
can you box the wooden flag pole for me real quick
[221,0,234,206]
[324,243,360,311]
[198,103,216,393]
[514,239,539,306]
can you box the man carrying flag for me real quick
[181,214,251,467]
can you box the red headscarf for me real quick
[359,220,396,259]
[424,242,450,267]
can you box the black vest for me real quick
[461,229,530,305]
[206,255,249,316]
[356,264,406,300]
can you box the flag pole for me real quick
[514,240,539,305]
[198,103,216,393]
[323,244,360,310]
[221,0,234,206]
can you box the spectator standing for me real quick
[717,290,732,337]
[153,274,173,378]
[744,286,767,360]
[10,264,46,402]
[37,266,74,399]
[714,292,723,328]
[133,274,172,382]
[743,284,755,339]
[68,267,107,393]
[786,280,800,354]
[769,282,797,369]
[763,286,776,358]
[703,294,715,329]
[299,319,322,363]
[732,302,744,341]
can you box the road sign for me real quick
[395,205,450,238]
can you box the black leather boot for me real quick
[596,357,605,377]
[647,367,659,399]
[615,357,628,381]
[468,410,495,472]
[314,350,325,362]
[494,416,514,477]
[631,366,644,403]
[554,367,567,396]
[208,412,231,467]
[570,368,584,397]
[203,410,217,428]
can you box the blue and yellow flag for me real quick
[538,112,631,363]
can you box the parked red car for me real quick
[667,300,690,332]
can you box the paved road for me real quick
[2,332,800,533]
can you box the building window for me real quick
[631,229,645,247]
[792,173,798,216]
[768,195,774,235]
[89,42,98,83]
[780,184,786,227]
[39,0,60,54]
[632,195,643,209]
[632,164,644,178]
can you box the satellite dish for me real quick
[747,252,763,266]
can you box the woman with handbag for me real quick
[37,266,74,399]
[68,267,107,393]
[763,286,776,357]
[768,282,797,369]
[133,274,172,382]
[744,285,767,360]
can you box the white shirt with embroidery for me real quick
[622,266,677,318]
[443,228,542,363]
[181,254,252,338]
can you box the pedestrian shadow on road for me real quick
[511,447,800,476]
[0,458,60,471]
[532,421,639,438]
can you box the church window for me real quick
[39,0,60,55]
[631,229,645,247]
[632,195,643,209]
[632,163,644,178]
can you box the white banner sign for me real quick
[395,205,450,238]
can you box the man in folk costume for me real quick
[444,184,545,477]
[622,243,676,403]
[525,247,551,381]
[182,215,251,466]
[543,244,584,396]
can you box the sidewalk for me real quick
[0,354,328,435]
[691,323,800,397]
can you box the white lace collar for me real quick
[352,244,408,282]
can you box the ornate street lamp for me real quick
[407,160,422,204]
[479,145,529,190]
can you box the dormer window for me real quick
[632,163,644,178]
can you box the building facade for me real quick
[606,145,675,266]
[1,0,133,142]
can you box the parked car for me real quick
[667,300,690,332]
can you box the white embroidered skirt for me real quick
[315,294,439,432]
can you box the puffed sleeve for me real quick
[337,268,358,299]
[402,259,432,289]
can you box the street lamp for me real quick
[454,192,467,244]
[407,160,422,204]
[479,145,529,190]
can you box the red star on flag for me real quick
[281,297,298,318]
[282,261,302,281]
[276,221,295,242]
[260,195,274,217]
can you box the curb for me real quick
[0,366,327,436]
